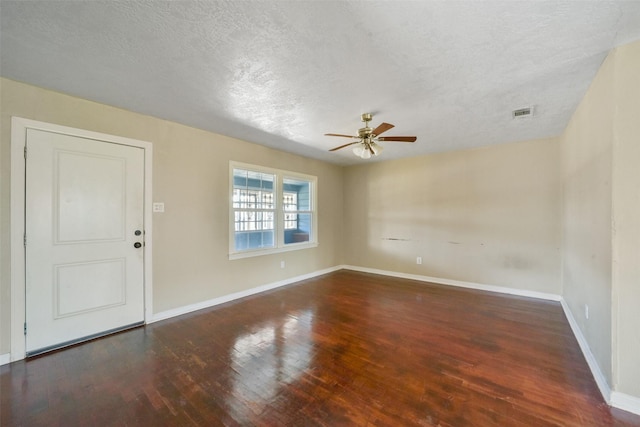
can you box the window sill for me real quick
[229,241,318,260]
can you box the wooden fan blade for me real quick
[325,133,358,138]
[372,122,394,136]
[377,136,417,142]
[329,141,361,152]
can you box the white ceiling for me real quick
[2,1,640,165]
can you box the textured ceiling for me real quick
[2,1,640,165]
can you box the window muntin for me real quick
[230,163,317,258]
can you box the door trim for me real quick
[10,117,154,362]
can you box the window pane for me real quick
[284,212,297,230]
[284,213,311,244]
[260,192,274,209]
[283,191,298,230]
[244,170,274,190]
[233,168,276,251]
[235,230,274,251]
[283,192,297,211]
[235,210,275,232]
[283,177,311,211]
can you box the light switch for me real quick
[153,202,165,213]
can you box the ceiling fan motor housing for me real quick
[358,127,373,138]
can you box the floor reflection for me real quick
[229,309,314,419]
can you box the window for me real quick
[282,177,312,244]
[230,162,317,258]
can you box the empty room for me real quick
[1,1,640,425]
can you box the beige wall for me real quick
[0,78,344,354]
[343,138,562,294]
[611,41,640,397]
[561,39,640,398]
[560,48,615,384]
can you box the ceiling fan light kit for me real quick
[326,113,416,160]
[353,140,383,159]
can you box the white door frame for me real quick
[10,117,154,362]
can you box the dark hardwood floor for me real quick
[2,270,639,426]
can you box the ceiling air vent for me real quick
[512,107,533,119]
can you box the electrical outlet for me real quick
[416,256,422,265]
[280,261,285,269]
[585,304,589,320]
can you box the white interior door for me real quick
[25,128,145,355]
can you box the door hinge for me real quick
[24,322,27,336]
[24,146,27,159]
[23,233,26,247]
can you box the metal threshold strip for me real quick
[26,321,145,358]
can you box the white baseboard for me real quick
[149,266,342,324]
[342,265,640,410]
[342,265,562,301]
[611,391,640,416]
[560,299,612,403]
[0,353,10,366]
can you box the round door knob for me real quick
[134,242,142,249]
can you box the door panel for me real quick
[25,128,145,354]
[56,150,126,242]
[54,258,126,317]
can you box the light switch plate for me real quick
[153,202,165,213]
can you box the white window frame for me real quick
[229,161,318,260]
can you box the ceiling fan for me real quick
[325,113,417,159]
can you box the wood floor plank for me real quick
[2,270,639,426]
